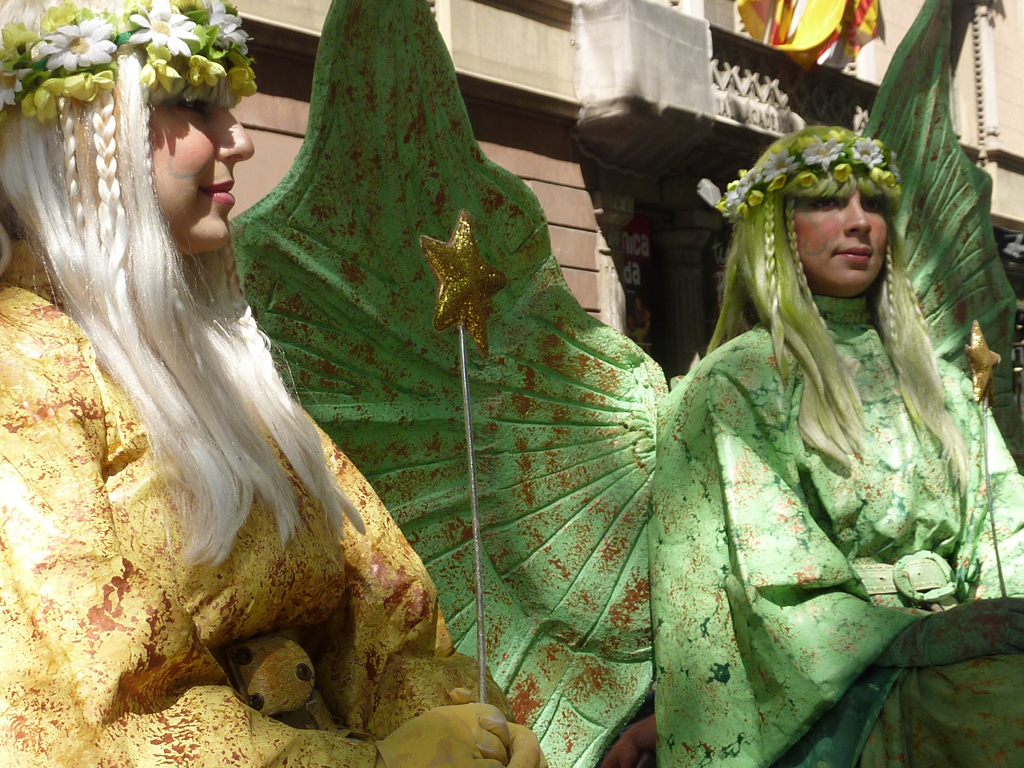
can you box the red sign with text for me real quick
[622,216,653,350]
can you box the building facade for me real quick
[234,0,1024,383]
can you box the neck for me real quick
[813,293,870,325]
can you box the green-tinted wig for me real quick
[711,126,967,488]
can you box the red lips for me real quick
[836,244,872,256]
[201,180,235,206]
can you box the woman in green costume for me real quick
[649,126,1024,768]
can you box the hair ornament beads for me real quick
[0,0,255,124]
[717,129,902,221]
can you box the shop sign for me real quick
[622,216,654,350]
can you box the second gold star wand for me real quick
[966,320,1008,598]
[420,210,507,704]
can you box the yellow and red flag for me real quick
[739,0,880,70]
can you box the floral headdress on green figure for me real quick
[710,125,968,487]
[0,0,255,124]
[716,128,902,221]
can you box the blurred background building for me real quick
[234,0,1024,387]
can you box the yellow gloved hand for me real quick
[375,703,512,768]
[505,722,548,768]
[449,688,548,768]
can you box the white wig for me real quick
[0,0,363,564]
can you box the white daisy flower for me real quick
[37,17,116,72]
[207,0,250,53]
[761,149,799,181]
[801,137,843,171]
[217,25,250,52]
[130,0,199,58]
[723,187,743,214]
[852,138,885,168]
[0,67,28,106]
[736,169,761,196]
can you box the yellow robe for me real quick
[0,259,495,766]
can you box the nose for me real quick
[210,106,255,166]
[844,190,871,236]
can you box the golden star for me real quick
[965,320,1001,406]
[420,210,507,355]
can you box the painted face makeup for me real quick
[792,188,888,298]
[150,102,255,255]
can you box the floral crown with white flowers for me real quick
[0,0,256,124]
[717,131,902,221]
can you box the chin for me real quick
[176,226,232,255]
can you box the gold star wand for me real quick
[966,320,1007,598]
[420,210,507,704]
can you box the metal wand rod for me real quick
[458,324,488,704]
[981,402,1008,598]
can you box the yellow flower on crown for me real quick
[21,79,65,120]
[796,170,817,187]
[63,70,116,101]
[226,50,255,97]
[2,23,36,51]
[40,2,79,33]
[140,45,182,92]
[187,55,226,87]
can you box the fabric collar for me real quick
[813,294,871,326]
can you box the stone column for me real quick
[592,190,634,334]
[971,2,1001,166]
[654,208,721,381]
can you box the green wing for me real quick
[866,0,1024,461]
[232,0,662,764]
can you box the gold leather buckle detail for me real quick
[852,552,958,609]
[851,561,897,596]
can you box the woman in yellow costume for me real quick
[0,0,545,765]
[648,126,1024,768]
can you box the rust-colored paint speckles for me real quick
[652,297,1024,767]
[231,0,663,762]
[0,268,496,762]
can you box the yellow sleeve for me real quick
[0,290,378,767]
[312,433,513,737]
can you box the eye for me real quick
[807,197,841,211]
[861,196,886,213]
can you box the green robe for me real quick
[650,296,1024,768]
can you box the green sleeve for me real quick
[941,363,1024,598]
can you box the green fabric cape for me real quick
[650,297,1024,768]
